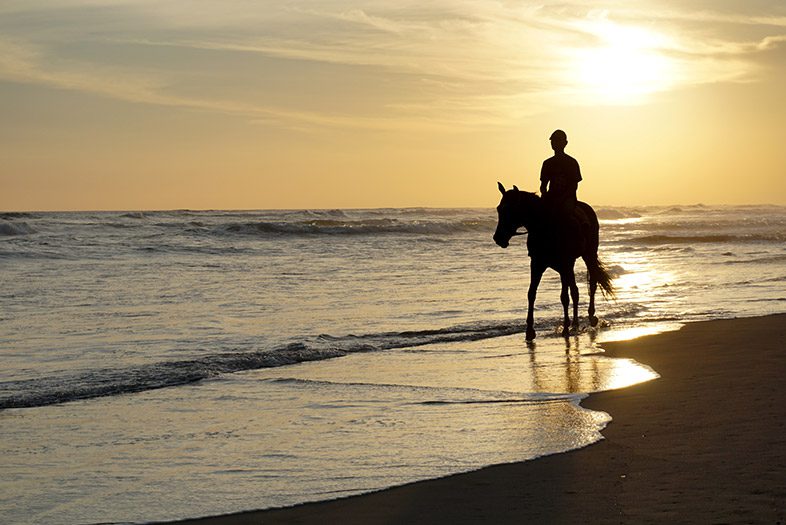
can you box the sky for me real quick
[1,0,785,210]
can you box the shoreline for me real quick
[172,314,786,524]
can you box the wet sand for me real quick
[175,314,786,524]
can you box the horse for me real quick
[493,182,614,341]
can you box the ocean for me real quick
[1,205,784,524]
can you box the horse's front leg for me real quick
[559,271,570,337]
[568,263,579,332]
[526,261,545,341]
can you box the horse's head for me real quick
[493,182,539,248]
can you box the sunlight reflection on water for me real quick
[597,322,683,343]
[0,331,655,525]
[4,205,782,524]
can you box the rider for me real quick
[540,129,581,218]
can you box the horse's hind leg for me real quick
[562,262,579,334]
[583,253,599,327]
[588,278,598,327]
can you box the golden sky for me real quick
[2,0,785,210]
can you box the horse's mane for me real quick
[502,188,539,202]
[504,189,541,209]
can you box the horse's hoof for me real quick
[526,327,536,341]
[589,315,599,327]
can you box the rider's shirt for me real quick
[540,153,582,205]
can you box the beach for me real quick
[177,313,786,524]
[2,207,784,524]
[4,0,786,520]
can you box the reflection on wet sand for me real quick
[256,330,658,401]
[1,330,659,524]
[524,332,658,395]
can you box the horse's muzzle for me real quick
[494,229,524,248]
[493,233,509,248]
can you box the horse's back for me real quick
[576,201,597,227]
[575,201,599,254]
[576,201,599,231]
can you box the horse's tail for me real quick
[584,253,615,300]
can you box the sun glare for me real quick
[571,20,676,104]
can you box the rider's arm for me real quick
[570,158,581,193]
[540,161,549,195]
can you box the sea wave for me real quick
[0,321,532,410]
[218,218,496,236]
[723,254,786,265]
[596,209,641,220]
[629,233,784,245]
[0,308,653,411]
[266,377,580,404]
[0,221,36,236]
[0,212,38,220]
[0,344,346,411]
[301,209,349,218]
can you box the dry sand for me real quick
[175,314,786,524]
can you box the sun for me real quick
[570,20,676,104]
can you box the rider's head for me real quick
[549,129,568,153]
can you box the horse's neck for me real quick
[517,195,542,231]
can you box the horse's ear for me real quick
[513,185,519,192]
[497,182,506,195]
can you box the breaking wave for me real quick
[0,303,654,411]
[0,321,524,410]
[219,218,496,236]
[0,212,37,220]
[0,221,36,236]
[629,233,785,245]
[596,208,641,220]
[723,254,786,265]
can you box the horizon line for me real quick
[3,202,785,214]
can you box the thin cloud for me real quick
[0,38,466,131]
[1,1,784,129]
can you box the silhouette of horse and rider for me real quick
[493,130,614,341]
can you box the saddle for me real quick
[571,205,592,234]
[529,202,590,257]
